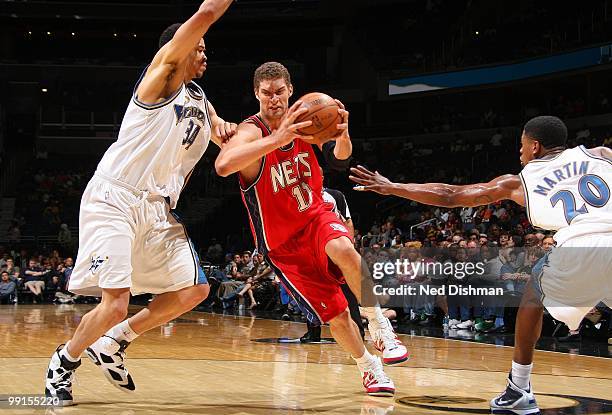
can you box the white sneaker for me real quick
[490,374,540,415]
[359,356,395,397]
[86,335,135,392]
[448,319,461,328]
[45,344,81,406]
[370,317,409,365]
[455,319,474,329]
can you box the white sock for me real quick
[362,306,387,326]
[511,361,533,390]
[61,341,81,362]
[107,319,139,343]
[352,349,376,369]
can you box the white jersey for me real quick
[519,145,612,245]
[97,71,212,208]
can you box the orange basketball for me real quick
[295,92,341,144]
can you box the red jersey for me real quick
[239,115,330,255]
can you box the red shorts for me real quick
[266,210,353,324]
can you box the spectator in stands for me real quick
[218,253,252,308]
[23,258,49,302]
[240,250,253,272]
[0,271,16,304]
[541,235,555,251]
[1,258,20,281]
[63,257,74,284]
[523,233,538,247]
[46,274,63,302]
[58,223,72,250]
[478,234,488,246]
[224,254,243,278]
[206,238,223,264]
[490,129,503,147]
[6,221,21,243]
[575,123,590,142]
[597,93,609,113]
[231,253,273,309]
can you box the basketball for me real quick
[295,92,342,144]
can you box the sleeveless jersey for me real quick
[96,69,212,208]
[239,115,330,255]
[519,145,612,245]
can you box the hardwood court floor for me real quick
[0,305,610,414]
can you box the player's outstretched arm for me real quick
[206,100,237,147]
[138,0,233,104]
[349,165,525,207]
[158,0,232,67]
[215,101,313,177]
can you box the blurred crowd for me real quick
[0,248,82,305]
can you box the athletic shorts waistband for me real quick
[94,171,147,196]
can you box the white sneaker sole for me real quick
[490,407,541,415]
[366,387,395,397]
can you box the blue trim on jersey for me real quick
[170,211,208,286]
[243,189,269,255]
[265,255,322,326]
[533,250,551,304]
[202,93,213,130]
[192,245,208,285]
[186,82,204,100]
[131,65,184,111]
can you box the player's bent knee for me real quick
[102,301,129,324]
[328,308,352,329]
[185,284,210,307]
[326,237,359,267]
[193,283,210,301]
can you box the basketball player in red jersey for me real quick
[215,62,408,396]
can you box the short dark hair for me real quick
[253,62,291,90]
[159,23,183,49]
[523,116,567,149]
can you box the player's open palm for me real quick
[349,165,393,195]
[274,100,313,147]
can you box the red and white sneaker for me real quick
[360,356,395,397]
[370,317,409,365]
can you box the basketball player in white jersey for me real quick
[350,115,611,415]
[45,0,235,405]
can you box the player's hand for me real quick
[216,121,238,143]
[349,165,394,195]
[335,99,350,142]
[273,100,313,147]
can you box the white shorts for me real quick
[69,172,207,296]
[537,232,612,330]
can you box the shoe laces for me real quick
[53,360,79,390]
[375,320,400,350]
